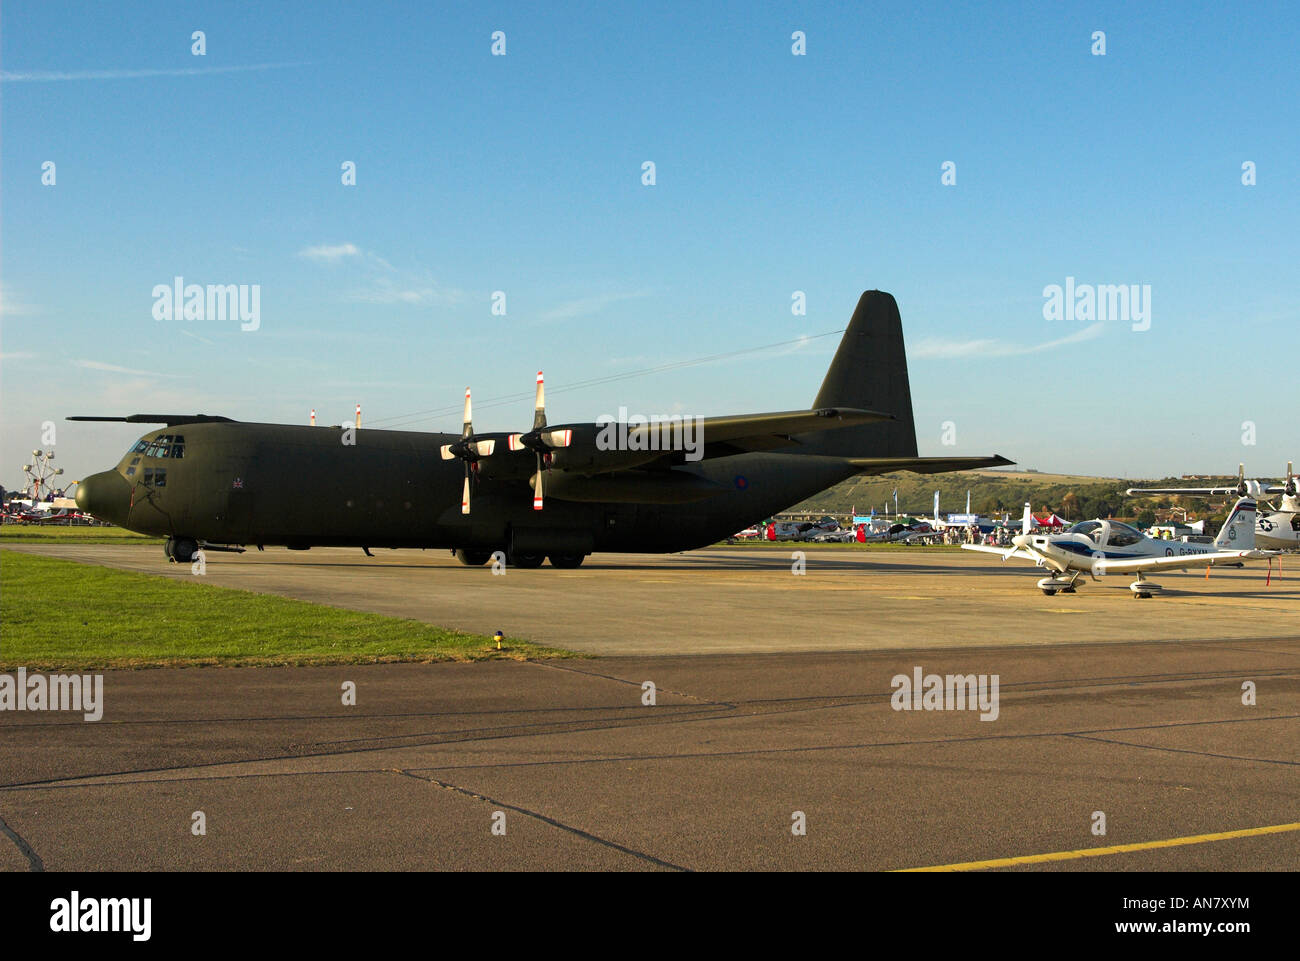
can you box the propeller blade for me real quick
[507,433,526,452]
[542,428,572,448]
[440,444,456,460]
[473,439,496,458]
[462,388,473,438]
[461,473,471,515]
[532,463,544,511]
[533,371,547,430]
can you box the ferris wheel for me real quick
[22,449,65,500]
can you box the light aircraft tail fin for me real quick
[795,291,918,458]
[1214,497,1256,549]
[1021,502,1032,535]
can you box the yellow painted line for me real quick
[897,821,1300,872]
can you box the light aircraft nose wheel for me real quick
[1129,578,1160,598]
[1036,575,1073,596]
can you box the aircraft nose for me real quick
[75,470,131,523]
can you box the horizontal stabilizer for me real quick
[848,455,1014,475]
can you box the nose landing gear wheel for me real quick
[454,549,493,567]
[1036,575,1074,596]
[1130,578,1160,598]
[164,536,200,563]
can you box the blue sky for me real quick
[3,1,1297,491]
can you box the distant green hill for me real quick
[791,471,1247,524]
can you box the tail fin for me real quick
[796,290,918,457]
[1214,497,1256,549]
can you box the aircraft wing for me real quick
[960,544,1037,562]
[68,414,236,425]
[1093,549,1276,574]
[848,455,1014,475]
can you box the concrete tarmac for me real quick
[2,544,1297,871]
[4,543,1298,655]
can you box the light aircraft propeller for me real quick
[1005,502,1033,559]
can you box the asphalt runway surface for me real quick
[2,544,1298,870]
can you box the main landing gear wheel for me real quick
[548,553,586,569]
[508,551,546,569]
[454,549,493,567]
[164,536,199,563]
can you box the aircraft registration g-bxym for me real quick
[71,290,1012,569]
[962,499,1277,598]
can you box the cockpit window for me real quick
[1068,520,1103,543]
[1107,522,1143,547]
[129,434,186,460]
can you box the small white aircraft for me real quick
[962,499,1275,597]
[1127,463,1300,552]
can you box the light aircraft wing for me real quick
[960,544,1037,562]
[848,455,1014,475]
[1093,549,1275,574]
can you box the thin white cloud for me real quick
[541,290,650,322]
[0,351,36,361]
[0,284,36,316]
[74,360,184,379]
[179,329,216,347]
[1,62,311,83]
[299,243,362,263]
[911,322,1105,359]
[299,243,458,305]
[347,276,464,306]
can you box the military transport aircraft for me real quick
[71,290,1011,568]
[1126,464,1300,552]
[962,499,1276,597]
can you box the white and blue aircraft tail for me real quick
[1126,463,1300,552]
[962,498,1276,597]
